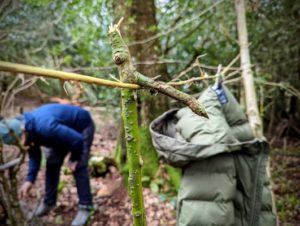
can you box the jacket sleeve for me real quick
[47,120,83,162]
[27,145,41,183]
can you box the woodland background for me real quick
[0,0,299,225]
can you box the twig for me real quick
[221,54,240,76]
[171,54,206,81]
[254,79,300,98]
[116,17,124,29]
[224,77,242,84]
[2,76,38,113]
[109,74,122,83]
[168,75,216,86]
[0,158,21,171]
[136,72,208,118]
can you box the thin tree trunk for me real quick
[108,20,208,226]
[0,139,26,226]
[235,0,277,222]
[111,0,170,188]
[108,23,146,226]
[235,0,263,139]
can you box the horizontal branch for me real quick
[0,61,140,89]
[136,72,208,118]
[168,75,216,86]
[0,158,21,171]
[0,61,212,117]
[255,78,300,98]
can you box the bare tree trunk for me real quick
[235,0,263,139]
[235,0,277,223]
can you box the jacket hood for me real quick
[149,108,260,167]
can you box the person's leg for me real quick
[44,164,62,206]
[44,148,66,206]
[35,148,66,216]
[71,122,94,226]
[73,122,94,206]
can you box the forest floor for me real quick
[270,149,300,226]
[1,100,300,226]
[14,105,176,226]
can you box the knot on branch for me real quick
[114,54,126,65]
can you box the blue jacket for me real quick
[24,104,93,183]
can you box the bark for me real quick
[0,134,42,226]
[109,24,146,226]
[136,72,208,117]
[112,0,170,193]
[235,0,277,222]
[0,138,26,226]
[129,0,169,125]
[235,0,263,139]
[113,0,169,126]
[108,20,208,225]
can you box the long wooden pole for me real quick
[0,61,139,89]
[0,60,208,117]
[235,0,263,138]
[235,0,278,223]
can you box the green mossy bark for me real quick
[109,22,207,225]
[109,24,146,226]
[121,88,146,225]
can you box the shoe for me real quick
[34,202,55,217]
[71,206,93,226]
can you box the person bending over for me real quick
[0,103,95,226]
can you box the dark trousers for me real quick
[44,122,94,206]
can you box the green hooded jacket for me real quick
[149,86,277,226]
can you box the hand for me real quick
[67,160,78,172]
[19,181,33,199]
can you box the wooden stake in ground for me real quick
[235,0,277,222]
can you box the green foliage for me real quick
[1,3,299,220]
[2,0,299,122]
[24,0,51,7]
[140,126,159,179]
[57,180,65,193]
[0,0,116,103]
[165,165,181,191]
